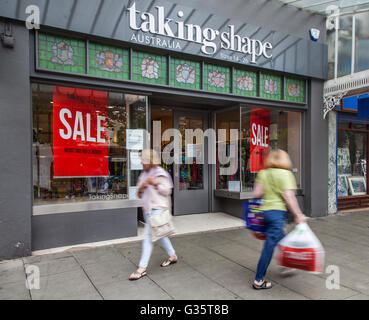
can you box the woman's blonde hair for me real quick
[141,149,161,165]
[265,149,292,170]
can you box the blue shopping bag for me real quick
[243,199,266,234]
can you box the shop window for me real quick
[355,12,369,73]
[131,51,167,85]
[170,58,201,90]
[38,33,86,74]
[88,43,129,80]
[259,73,282,100]
[337,123,368,197]
[337,16,353,78]
[327,27,335,80]
[215,108,240,190]
[215,107,301,192]
[284,78,305,103]
[240,107,301,191]
[32,83,147,206]
[233,69,257,97]
[203,64,231,94]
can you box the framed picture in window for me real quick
[347,176,367,196]
[337,148,351,175]
[337,175,349,197]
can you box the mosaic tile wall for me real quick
[38,33,86,74]
[170,58,201,90]
[89,43,129,80]
[203,64,231,94]
[233,69,257,97]
[285,78,305,103]
[260,73,282,100]
[37,33,308,103]
[131,51,167,85]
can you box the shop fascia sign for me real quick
[127,3,273,64]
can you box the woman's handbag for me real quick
[149,208,176,242]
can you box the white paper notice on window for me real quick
[126,129,144,150]
[130,151,143,170]
[128,186,139,200]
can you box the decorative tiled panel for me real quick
[132,51,167,85]
[233,69,257,96]
[38,33,86,74]
[285,78,306,103]
[203,64,231,94]
[170,58,201,90]
[260,73,282,100]
[89,43,129,80]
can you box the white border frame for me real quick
[347,175,367,196]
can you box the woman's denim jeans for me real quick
[139,209,176,268]
[255,210,286,282]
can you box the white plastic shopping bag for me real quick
[277,223,325,273]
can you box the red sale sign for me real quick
[53,86,109,178]
[250,109,270,173]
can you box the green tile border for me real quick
[260,73,282,100]
[88,43,129,80]
[203,64,231,94]
[131,50,167,85]
[285,77,306,103]
[233,69,257,97]
[37,33,307,103]
[170,58,201,90]
[38,32,86,74]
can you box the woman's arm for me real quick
[282,190,307,224]
[149,176,172,197]
[252,182,264,198]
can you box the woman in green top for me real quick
[252,149,307,290]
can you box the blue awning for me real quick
[358,94,369,118]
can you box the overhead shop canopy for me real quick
[279,0,369,16]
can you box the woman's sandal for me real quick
[161,259,177,268]
[252,281,273,290]
[129,270,147,281]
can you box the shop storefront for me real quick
[0,0,328,259]
[332,95,369,210]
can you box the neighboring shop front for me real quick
[328,92,369,211]
[0,0,328,259]
[325,11,369,213]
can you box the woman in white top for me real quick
[129,149,178,281]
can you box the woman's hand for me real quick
[295,213,308,224]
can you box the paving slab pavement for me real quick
[0,210,368,300]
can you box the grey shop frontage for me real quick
[0,0,328,260]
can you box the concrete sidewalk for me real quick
[1,210,369,300]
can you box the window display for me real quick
[215,108,240,190]
[241,107,301,191]
[215,106,301,192]
[337,123,368,197]
[32,83,147,205]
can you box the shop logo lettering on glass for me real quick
[51,41,74,65]
[96,51,123,72]
[141,57,159,79]
[176,64,195,84]
[208,70,226,88]
[237,75,254,91]
[264,78,278,95]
